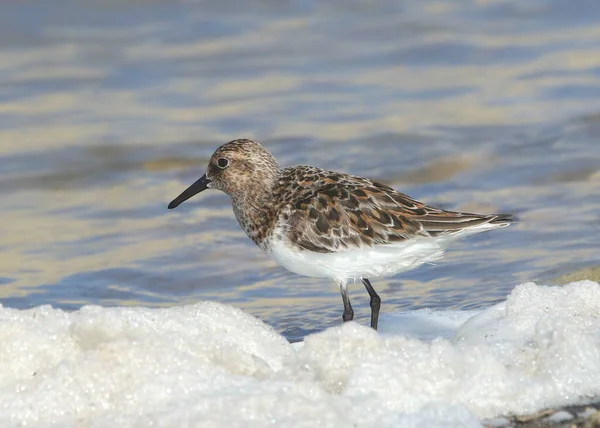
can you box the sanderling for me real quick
[168,139,512,330]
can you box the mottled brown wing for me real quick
[277,166,512,253]
[277,167,430,253]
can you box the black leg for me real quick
[361,278,381,330]
[338,280,354,323]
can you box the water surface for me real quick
[1,0,600,340]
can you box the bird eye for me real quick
[217,158,229,169]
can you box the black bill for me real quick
[168,174,210,209]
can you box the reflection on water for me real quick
[1,0,600,340]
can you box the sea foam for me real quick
[2,281,600,427]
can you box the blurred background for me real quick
[1,0,599,341]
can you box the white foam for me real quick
[1,281,600,427]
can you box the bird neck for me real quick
[230,177,278,249]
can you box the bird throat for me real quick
[231,186,277,249]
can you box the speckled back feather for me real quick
[272,166,512,253]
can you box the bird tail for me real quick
[419,212,514,237]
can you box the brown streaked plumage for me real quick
[275,165,512,254]
[168,139,513,331]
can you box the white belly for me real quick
[268,238,445,281]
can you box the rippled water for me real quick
[1,0,600,341]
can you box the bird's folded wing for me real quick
[279,174,511,253]
[281,180,430,253]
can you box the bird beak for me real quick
[168,174,211,209]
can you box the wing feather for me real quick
[275,166,512,253]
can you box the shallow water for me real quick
[1,0,600,341]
